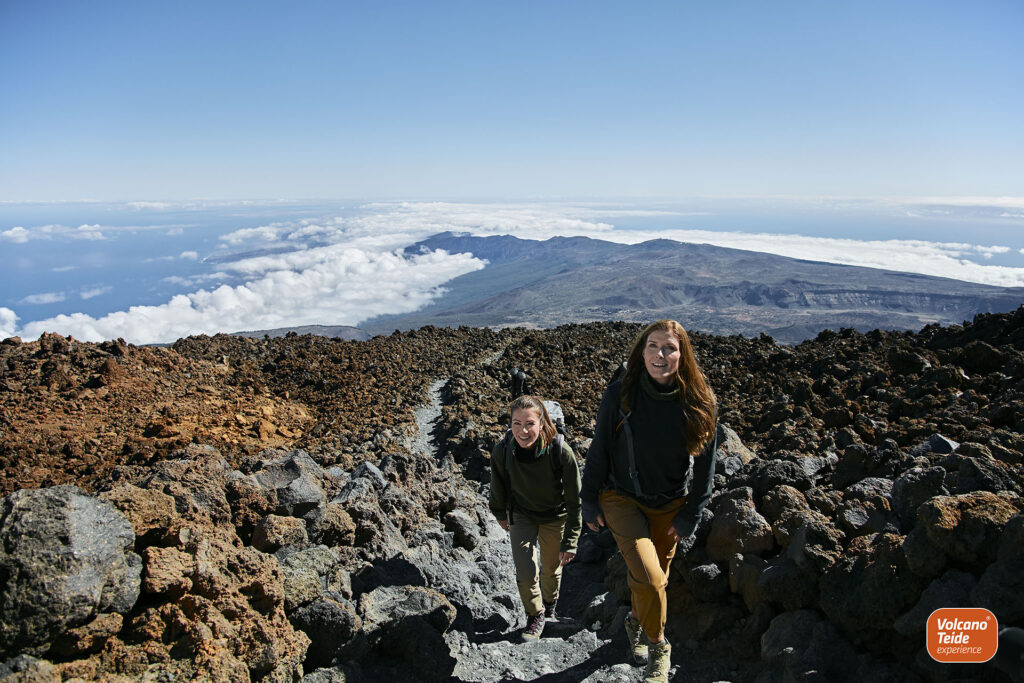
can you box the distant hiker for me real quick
[490,394,582,641]
[581,320,717,683]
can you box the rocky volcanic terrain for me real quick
[1,310,1023,681]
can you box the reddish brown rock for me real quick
[917,490,1024,565]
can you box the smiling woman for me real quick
[642,330,681,385]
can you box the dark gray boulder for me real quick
[901,526,948,580]
[760,609,911,682]
[707,492,775,562]
[838,477,896,537]
[685,562,729,602]
[953,455,1023,495]
[757,557,819,611]
[0,486,142,656]
[820,533,924,646]
[909,433,959,458]
[246,449,326,519]
[443,510,481,551]
[783,509,846,572]
[891,466,947,530]
[351,461,388,492]
[358,585,458,681]
[332,477,377,506]
[291,596,363,669]
[715,423,757,477]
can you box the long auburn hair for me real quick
[508,395,558,449]
[620,320,717,456]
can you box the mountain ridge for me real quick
[353,232,1024,343]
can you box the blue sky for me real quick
[2,2,1024,343]
[2,0,1022,201]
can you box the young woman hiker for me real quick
[489,395,582,641]
[581,320,718,683]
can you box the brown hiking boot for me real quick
[521,613,545,641]
[643,638,671,682]
[624,613,648,665]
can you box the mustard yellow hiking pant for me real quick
[600,489,686,643]
[509,517,565,617]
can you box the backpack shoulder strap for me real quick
[616,408,645,499]
[548,433,564,481]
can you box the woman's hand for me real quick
[585,513,606,533]
[669,525,681,543]
[559,551,575,566]
[498,519,509,531]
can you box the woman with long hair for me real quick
[581,320,717,682]
[490,395,582,641]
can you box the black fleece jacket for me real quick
[580,373,716,539]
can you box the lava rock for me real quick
[707,492,775,562]
[0,486,142,657]
[917,491,1024,566]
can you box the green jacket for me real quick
[489,434,582,553]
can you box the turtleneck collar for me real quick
[514,440,542,462]
[640,370,680,401]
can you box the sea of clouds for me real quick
[2,200,1024,344]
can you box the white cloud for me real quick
[125,199,298,211]
[75,224,105,240]
[1,227,30,243]
[80,286,112,300]
[20,291,66,305]
[2,221,193,242]
[127,201,174,210]
[145,251,200,263]
[15,247,485,344]
[52,265,78,273]
[976,246,1010,260]
[162,272,230,287]
[899,196,1024,209]
[0,308,17,338]
[219,224,286,246]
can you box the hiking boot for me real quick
[642,638,671,683]
[624,613,648,665]
[521,613,545,641]
[543,602,557,619]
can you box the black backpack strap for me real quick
[548,433,564,482]
[503,429,515,459]
[617,408,645,498]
